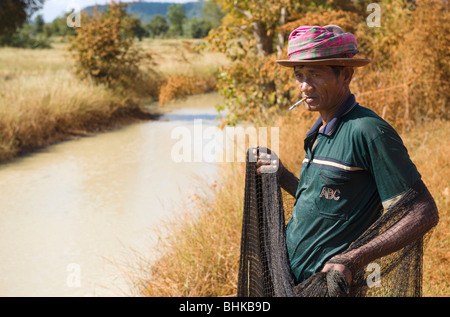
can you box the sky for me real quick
[35,0,193,22]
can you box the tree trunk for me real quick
[252,21,273,56]
[276,6,288,106]
[276,7,287,59]
[234,5,273,57]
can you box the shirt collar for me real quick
[306,94,358,137]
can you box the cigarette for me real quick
[289,98,306,111]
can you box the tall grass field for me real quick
[0,43,144,162]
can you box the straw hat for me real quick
[276,25,371,68]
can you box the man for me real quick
[256,25,439,287]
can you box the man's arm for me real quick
[324,181,439,283]
[279,165,299,198]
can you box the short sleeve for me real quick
[361,124,421,208]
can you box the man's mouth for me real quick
[304,96,317,104]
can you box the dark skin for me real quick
[256,64,354,285]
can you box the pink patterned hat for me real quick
[276,25,371,67]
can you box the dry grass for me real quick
[137,39,229,78]
[0,45,154,162]
[0,39,229,162]
[135,111,449,297]
[402,119,450,297]
[157,74,217,106]
[136,39,229,106]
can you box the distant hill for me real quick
[84,1,205,23]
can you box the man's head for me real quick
[293,64,354,112]
[276,25,368,113]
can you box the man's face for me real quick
[294,65,348,113]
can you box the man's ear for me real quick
[342,67,354,85]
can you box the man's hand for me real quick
[252,147,284,176]
[321,263,352,286]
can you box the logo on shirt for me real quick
[320,187,341,200]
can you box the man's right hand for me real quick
[250,146,299,198]
[252,147,284,176]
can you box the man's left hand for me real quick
[321,263,352,286]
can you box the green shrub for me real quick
[0,25,51,49]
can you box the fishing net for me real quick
[237,148,438,297]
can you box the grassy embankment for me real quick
[135,107,449,297]
[0,39,228,163]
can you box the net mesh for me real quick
[237,149,436,297]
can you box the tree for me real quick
[204,0,295,125]
[147,15,169,38]
[43,23,53,37]
[184,17,211,39]
[0,0,44,35]
[0,8,50,48]
[213,0,294,57]
[34,14,45,34]
[131,17,148,41]
[69,2,152,94]
[49,15,76,37]
[202,0,224,29]
[205,0,383,125]
[207,0,448,128]
[167,4,186,37]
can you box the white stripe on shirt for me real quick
[302,158,364,172]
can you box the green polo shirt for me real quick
[286,94,421,284]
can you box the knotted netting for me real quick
[237,148,437,297]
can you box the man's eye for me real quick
[295,73,318,80]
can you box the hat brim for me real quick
[276,58,371,68]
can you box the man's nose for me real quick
[297,79,314,94]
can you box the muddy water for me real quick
[0,93,225,296]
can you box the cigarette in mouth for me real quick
[289,97,306,111]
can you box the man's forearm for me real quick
[279,166,299,198]
[327,182,439,273]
